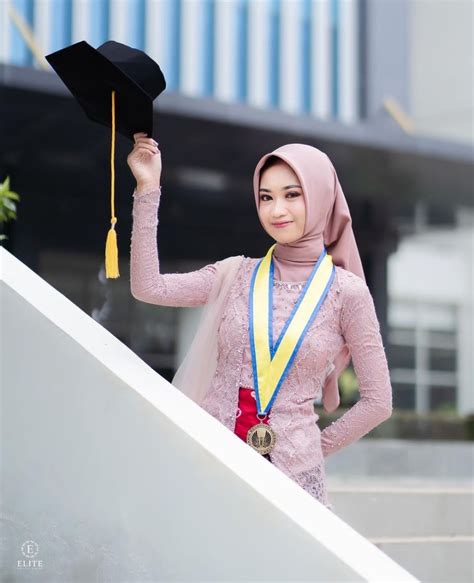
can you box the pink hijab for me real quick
[253,143,366,411]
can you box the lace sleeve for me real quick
[130,187,218,307]
[320,273,393,458]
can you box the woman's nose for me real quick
[271,199,287,216]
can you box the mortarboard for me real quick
[45,40,166,278]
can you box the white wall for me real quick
[410,0,473,144]
[0,248,417,582]
[388,218,474,414]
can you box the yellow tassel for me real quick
[105,89,120,278]
[105,218,120,278]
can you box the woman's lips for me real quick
[272,221,292,228]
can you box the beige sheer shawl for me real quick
[171,255,244,406]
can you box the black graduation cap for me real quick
[45,39,166,140]
[45,40,167,278]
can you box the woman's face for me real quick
[258,161,306,244]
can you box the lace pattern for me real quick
[293,463,334,511]
[130,188,393,510]
[130,188,218,307]
[319,270,393,458]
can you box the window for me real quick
[388,300,458,413]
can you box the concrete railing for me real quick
[0,247,418,582]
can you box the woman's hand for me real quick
[127,132,162,192]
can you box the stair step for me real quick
[369,535,474,543]
[322,441,474,581]
[326,483,473,538]
[323,439,474,481]
[370,538,474,583]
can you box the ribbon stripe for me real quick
[249,244,335,414]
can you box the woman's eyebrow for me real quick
[259,185,302,192]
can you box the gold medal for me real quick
[246,421,276,454]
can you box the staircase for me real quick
[325,440,474,583]
[1,247,419,582]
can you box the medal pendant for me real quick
[246,422,276,455]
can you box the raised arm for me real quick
[320,273,393,458]
[130,187,218,307]
[128,133,218,307]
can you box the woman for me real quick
[128,133,393,511]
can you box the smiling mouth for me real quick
[272,221,293,228]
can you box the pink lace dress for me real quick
[130,187,393,512]
[217,271,339,508]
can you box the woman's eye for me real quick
[259,192,300,201]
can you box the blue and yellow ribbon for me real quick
[249,244,335,414]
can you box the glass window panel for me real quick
[389,327,416,346]
[389,344,416,369]
[430,386,456,412]
[427,330,457,349]
[429,347,457,372]
[392,383,415,410]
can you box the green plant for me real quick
[339,367,359,404]
[0,176,20,242]
[433,402,457,414]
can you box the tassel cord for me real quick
[105,89,120,278]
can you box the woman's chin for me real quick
[272,233,299,245]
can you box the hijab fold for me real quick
[172,143,365,413]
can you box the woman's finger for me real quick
[133,135,152,143]
[133,143,158,155]
[134,138,158,148]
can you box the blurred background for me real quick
[1,0,473,439]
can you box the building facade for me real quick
[1,0,472,415]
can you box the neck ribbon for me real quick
[249,243,335,415]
